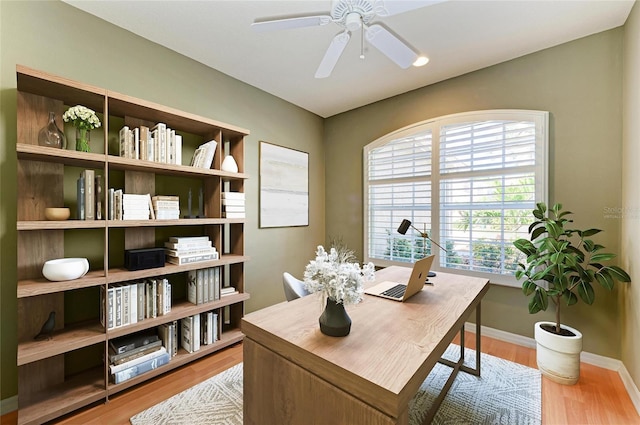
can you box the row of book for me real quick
[106,191,181,221]
[187,267,221,304]
[107,309,220,384]
[165,236,219,265]
[109,332,170,384]
[100,278,172,330]
[77,169,103,220]
[222,191,245,219]
[119,123,182,165]
[118,123,221,172]
[181,311,220,353]
[78,187,245,222]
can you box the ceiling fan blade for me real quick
[375,0,446,17]
[365,24,418,69]
[315,31,351,79]
[251,15,332,32]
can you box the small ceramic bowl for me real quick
[45,207,70,221]
[42,258,89,281]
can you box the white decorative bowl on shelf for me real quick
[42,258,89,282]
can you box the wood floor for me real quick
[2,332,638,425]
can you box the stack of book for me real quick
[187,267,221,305]
[100,278,172,330]
[181,311,219,353]
[77,169,103,220]
[108,191,153,221]
[190,140,217,169]
[119,123,182,165]
[164,236,218,265]
[122,193,152,220]
[157,321,178,358]
[152,195,180,220]
[222,192,245,219]
[108,332,170,384]
[221,286,239,297]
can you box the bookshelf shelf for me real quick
[106,328,244,396]
[17,143,107,167]
[17,321,106,366]
[15,65,250,424]
[17,367,105,425]
[107,155,249,179]
[17,270,106,297]
[17,220,107,231]
[105,293,250,339]
[105,217,241,228]
[105,254,249,284]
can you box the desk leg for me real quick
[456,301,482,377]
[423,302,482,425]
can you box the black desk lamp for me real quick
[397,219,447,278]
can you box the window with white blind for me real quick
[363,110,548,286]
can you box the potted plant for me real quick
[62,105,101,152]
[513,202,631,384]
[303,244,375,337]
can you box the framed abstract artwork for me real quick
[259,141,309,228]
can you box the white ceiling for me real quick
[64,0,634,118]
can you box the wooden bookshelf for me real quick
[15,65,250,425]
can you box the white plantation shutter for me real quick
[364,110,548,286]
[367,130,433,263]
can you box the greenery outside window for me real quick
[363,110,548,286]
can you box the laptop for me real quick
[364,255,435,302]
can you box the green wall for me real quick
[622,1,640,396]
[0,0,324,403]
[324,29,625,358]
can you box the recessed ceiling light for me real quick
[413,56,429,67]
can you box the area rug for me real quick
[130,345,541,425]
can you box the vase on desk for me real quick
[319,298,351,337]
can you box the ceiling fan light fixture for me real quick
[345,12,362,31]
[413,56,429,67]
[253,0,440,78]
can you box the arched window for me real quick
[363,110,548,286]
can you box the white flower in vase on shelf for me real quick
[63,105,101,152]
[303,244,375,306]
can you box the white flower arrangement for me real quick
[63,105,101,130]
[303,245,375,306]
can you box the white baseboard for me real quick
[1,395,17,415]
[619,365,640,417]
[464,322,640,416]
[464,322,536,350]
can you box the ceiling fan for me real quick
[251,0,442,78]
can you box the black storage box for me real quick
[124,247,165,271]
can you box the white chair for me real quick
[283,272,310,301]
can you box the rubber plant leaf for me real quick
[606,265,632,282]
[576,281,595,305]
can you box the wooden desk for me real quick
[241,268,489,425]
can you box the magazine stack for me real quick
[108,332,170,384]
[164,236,218,265]
[152,195,180,220]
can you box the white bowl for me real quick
[42,258,89,281]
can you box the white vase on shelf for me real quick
[221,155,239,173]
